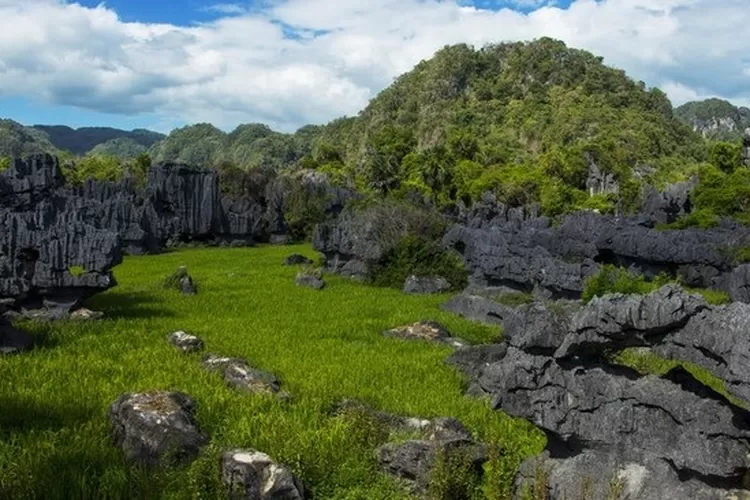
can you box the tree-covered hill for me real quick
[32,125,164,156]
[0,119,60,157]
[89,137,149,158]
[675,98,750,141]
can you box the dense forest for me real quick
[2,38,749,225]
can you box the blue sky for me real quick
[0,0,747,133]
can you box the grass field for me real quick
[0,245,545,499]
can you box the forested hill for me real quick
[150,38,710,215]
[33,125,164,156]
[675,98,750,141]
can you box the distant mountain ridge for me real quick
[33,125,164,156]
[675,98,750,141]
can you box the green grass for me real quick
[495,293,535,308]
[0,245,544,499]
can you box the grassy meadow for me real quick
[0,245,545,499]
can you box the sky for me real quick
[0,0,748,134]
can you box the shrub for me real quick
[581,265,671,303]
[0,156,10,172]
[657,208,720,230]
[427,447,482,500]
[368,235,468,291]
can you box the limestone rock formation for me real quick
[109,391,209,466]
[742,128,750,167]
[402,275,450,295]
[440,293,514,326]
[295,271,325,290]
[0,154,122,312]
[283,254,314,266]
[222,449,305,500]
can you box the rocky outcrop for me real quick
[109,391,209,466]
[447,285,750,498]
[743,128,750,167]
[402,275,450,295]
[295,271,325,290]
[640,181,694,225]
[222,449,305,500]
[0,155,122,312]
[283,254,314,266]
[585,157,619,197]
[444,203,750,301]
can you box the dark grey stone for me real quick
[202,354,285,397]
[295,272,325,290]
[222,449,305,500]
[109,391,209,466]
[283,254,314,266]
[168,331,204,353]
[440,293,512,326]
[402,275,450,295]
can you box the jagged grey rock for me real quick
[108,391,209,466]
[482,347,750,480]
[222,449,304,500]
[445,343,508,380]
[586,157,619,197]
[283,254,314,266]
[555,284,707,358]
[504,302,577,354]
[402,275,450,295]
[168,331,205,353]
[514,449,750,500]
[0,154,122,311]
[440,293,512,326]
[179,275,197,295]
[655,302,750,407]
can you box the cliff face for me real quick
[0,155,121,310]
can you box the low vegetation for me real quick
[0,245,544,498]
[582,265,731,305]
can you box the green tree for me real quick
[709,141,741,174]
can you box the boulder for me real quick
[383,321,468,347]
[440,293,514,326]
[168,331,205,353]
[295,272,325,290]
[445,343,508,379]
[585,157,619,197]
[180,275,198,295]
[402,275,450,295]
[555,284,707,358]
[109,391,209,466]
[504,302,577,354]
[222,449,304,500]
[70,308,104,321]
[202,354,287,398]
[283,254,314,266]
[376,424,487,494]
[514,449,750,500]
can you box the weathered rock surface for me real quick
[443,198,750,301]
[655,302,750,406]
[402,275,450,295]
[445,343,508,380]
[295,272,325,290]
[0,154,122,311]
[515,449,750,500]
[504,302,577,354]
[440,293,512,326]
[383,321,468,347]
[109,391,208,466]
[168,331,205,353]
[179,275,197,295]
[222,449,304,500]
[483,347,750,480]
[742,128,750,168]
[555,284,707,357]
[283,254,314,266]
[202,354,288,398]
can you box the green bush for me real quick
[368,235,468,291]
[581,265,671,303]
[0,156,10,172]
[582,265,731,305]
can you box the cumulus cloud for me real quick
[0,0,748,132]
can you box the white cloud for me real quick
[0,0,748,132]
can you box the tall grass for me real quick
[0,245,544,499]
